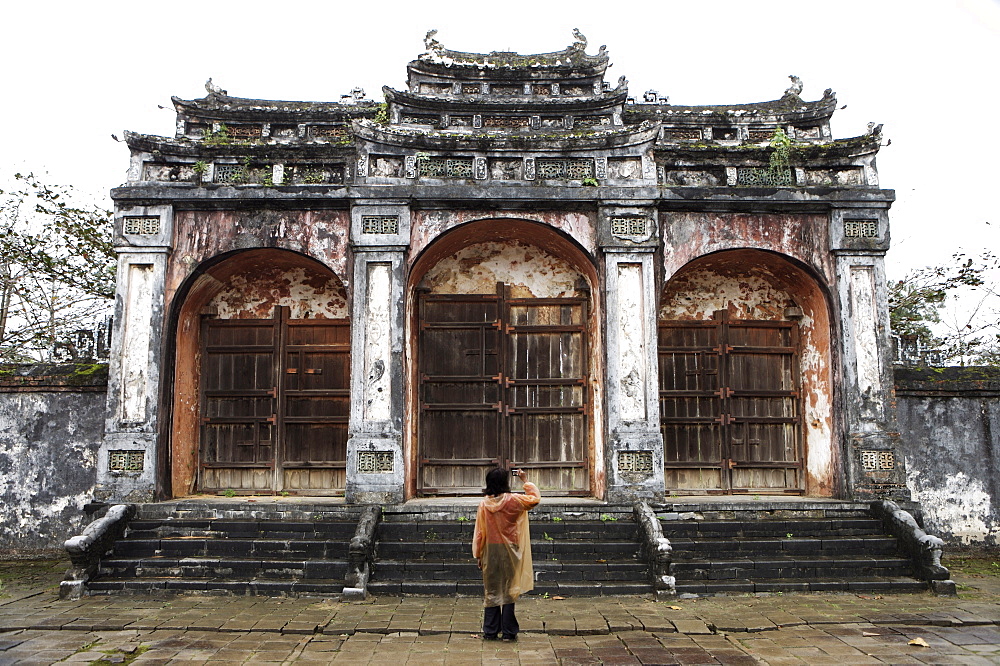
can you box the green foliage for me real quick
[0,173,115,362]
[768,127,792,171]
[600,514,617,522]
[543,532,554,541]
[888,251,1000,366]
[202,124,231,146]
[581,177,599,187]
[222,489,236,498]
[374,103,389,125]
[192,160,209,175]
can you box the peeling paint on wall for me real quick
[412,211,596,264]
[166,209,351,313]
[850,266,884,419]
[209,266,348,319]
[907,470,998,545]
[364,263,393,422]
[896,391,1000,545]
[0,391,104,550]
[120,264,154,422]
[617,263,647,422]
[661,213,834,287]
[422,241,586,298]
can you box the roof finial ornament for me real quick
[572,28,587,49]
[424,29,443,54]
[867,122,883,136]
[205,78,227,97]
[784,75,803,97]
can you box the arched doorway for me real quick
[658,249,834,496]
[170,249,350,496]
[407,220,601,496]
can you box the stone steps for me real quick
[82,500,933,598]
[674,577,928,595]
[659,506,921,596]
[369,519,649,597]
[89,515,356,597]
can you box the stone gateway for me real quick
[101,31,906,505]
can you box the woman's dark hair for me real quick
[484,467,511,496]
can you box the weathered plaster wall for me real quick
[659,249,836,495]
[411,210,597,263]
[661,213,834,286]
[166,209,351,311]
[895,368,1000,545]
[422,241,586,297]
[0,369,106,551]
[209,265,348,319]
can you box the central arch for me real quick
[406,219,602,496]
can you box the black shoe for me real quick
[482,634,499,641]
[502,634,517,641]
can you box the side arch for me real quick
[166,248,350,497]
[658,248,836,496]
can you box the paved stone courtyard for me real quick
[2,559,1000,664]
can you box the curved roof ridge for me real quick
[417,29,609,69]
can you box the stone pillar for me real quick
[599,204,666,502]
[831,208,910,501]
[95,206,173,503]
[345,202,410,504]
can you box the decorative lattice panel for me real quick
[667,129,701,141]
[735,168,793,187]
[109,450,145,472]
[575,116,611,128]
[311,126,347,139]
[418,158,474,178]
[618,451,654,475]
[361,216,400,234]
[213,164,244,183]
[844,220,879,238]
[861,450,895,471]
[532,84,551,95]
[483,117,530,128]
[462,84,482,95]
[402,115,438,126]
[123,217,160,235]
[610,217,648,237]
[225,125,262,139]
[536,158,594,180]
[748,129,773,142]
[358,451,394,474]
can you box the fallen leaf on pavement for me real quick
[908,637,930,647]
[668,605,683,610]
[862,631,879,636]
[552,596,566,600]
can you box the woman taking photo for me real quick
[472,467,541,641]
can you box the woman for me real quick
[472,468,541,641]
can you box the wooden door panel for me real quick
[418,290,589,495]
[199,315,349,494]
[659,314,803,494]
[280,319,349,494]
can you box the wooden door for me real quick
[418,285,589,495]
[658,311,803,494]
[199,308,350,494]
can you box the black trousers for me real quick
[483,603,519,638]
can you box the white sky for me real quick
[3,0,998,279]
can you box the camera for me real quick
[510,468,522,476]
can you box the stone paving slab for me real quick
[2,561,1000,663]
